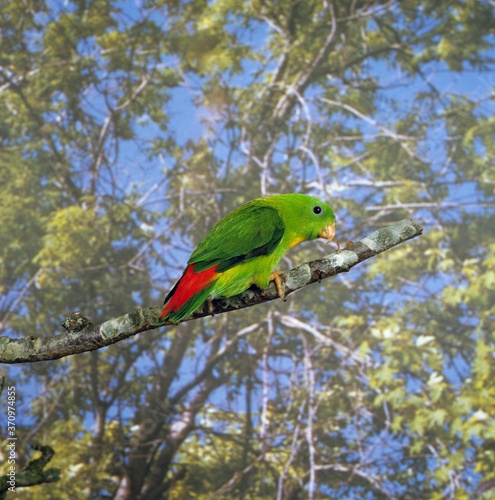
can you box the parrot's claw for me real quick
[207,299,215,316]
[269,271,286,301]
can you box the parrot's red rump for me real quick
[161,263,218,319]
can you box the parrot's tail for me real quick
[161,264,218,322]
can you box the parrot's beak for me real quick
[319,222,336,242]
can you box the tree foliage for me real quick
[0,0,494,498]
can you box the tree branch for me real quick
[0,444,60,498]
[0,219,422,364]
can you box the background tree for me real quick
[1,0,494,498]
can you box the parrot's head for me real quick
[299,195,336,243]
[268,194,336,246]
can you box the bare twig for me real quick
[0,219,422,364]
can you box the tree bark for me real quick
[0,219,423,364]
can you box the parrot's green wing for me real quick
[189,203,285,273]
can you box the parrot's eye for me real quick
[313,205,323,215]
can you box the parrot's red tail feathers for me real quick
[161,264,218,320]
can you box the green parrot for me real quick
[160,193,336,323]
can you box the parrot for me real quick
[160,193,336,323]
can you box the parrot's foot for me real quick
[269,271,286,302]
[207,299,215,316]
